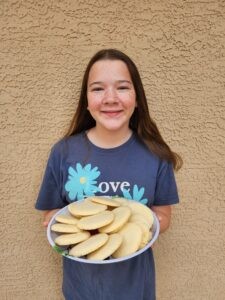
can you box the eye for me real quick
[118,86,129,90]
[91,87,104,92]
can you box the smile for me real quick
[101,110,123,117]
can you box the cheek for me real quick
[122,93,136,108]
[87,95,102,111]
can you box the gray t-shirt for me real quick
[35,132,179,300]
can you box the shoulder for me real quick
[50,132,85,159]
[133,134,161,163]
[133,134,175,174]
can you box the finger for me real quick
[43,209,60,227]
[156,214,162,222]
[43,213,52,227]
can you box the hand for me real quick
[43,209,60,227]
[151,205,172,234]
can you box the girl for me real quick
[35,49,182,300]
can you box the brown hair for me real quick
[65,49,182,170]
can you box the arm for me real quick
[42,209,61,227]
[151,205,171,234]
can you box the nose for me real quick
[102,87,118,104]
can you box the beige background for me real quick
[1,0,225,299]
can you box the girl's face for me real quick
[87,59,136,133]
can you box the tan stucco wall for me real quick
[1,0,225,299]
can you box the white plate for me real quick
[47,200,160,264]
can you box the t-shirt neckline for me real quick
[82,131,136,153]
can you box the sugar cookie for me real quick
[128,201,154,228]
[134,221,152,249]
[99,206,131,233]
[112,222,142,258]
[54,231,91,246]
[90,196,121,207]
[68,199,107,217]
[129,213,151,229]
[77,211,114,230]
[112,197,129,206]
[69,233,109,257]
[55,214,79,225]
[87,233,122,260]
[51,223,81,233]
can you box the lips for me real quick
[101,110,123,117]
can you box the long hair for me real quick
[65,49,182,170]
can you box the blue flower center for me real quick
[79,177,87,184]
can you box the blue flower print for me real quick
[65,163,100,201]
[122,184,148,205]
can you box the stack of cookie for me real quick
[51,197,154,261]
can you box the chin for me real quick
[103,126,123,132]
[100,120,129,130]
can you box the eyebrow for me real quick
[89,80,132,87]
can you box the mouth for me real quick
[101,110,123,117]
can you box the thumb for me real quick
[43,220,49,227]
[157,214,162,222]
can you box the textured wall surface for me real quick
[1,0,225,299]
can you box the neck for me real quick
[86,127,133,148]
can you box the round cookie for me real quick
[87,233,122,260]
[68,199,107,217]
[69,233,109,257]
[99,206,131,233]
[112,222,142,258]
[112,197,129,206]
[134,221,152,249]
[55,231,91,246]
[128,201,154,228]
[77,211,114,230]
[51,223,81,233]
[90,196,121,207]
[55,214,79,225]
[129,213,151,229]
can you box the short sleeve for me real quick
[154,160,179,206]
[35,145,65,210]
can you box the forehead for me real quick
[88,59,132,82]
